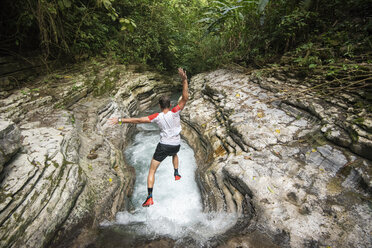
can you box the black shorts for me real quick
[153,143,181,162]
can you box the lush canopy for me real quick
[1,0,371,75]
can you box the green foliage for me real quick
[194,0,371,69]
[119,18,136,32]
[1,0,370,76]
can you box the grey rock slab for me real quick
[183,69,372,248]
[0,119,21,172]
[0,63,181,247]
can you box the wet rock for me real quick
[0,119,21,173]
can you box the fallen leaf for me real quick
[275,129,280,134]
[87,153,98,160]
[236,93,240,97]
[57,126,64,130]
[244,155,252,160]
[214,145,226,157]
[257,112,263,118]
[267,186,275,193]
[109,178,112,183]
[312,148,317,152]
[253,176,256,180]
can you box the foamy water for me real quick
[101,115,237,245]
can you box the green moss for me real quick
[78,164,83,176]
[0,189,12,204]
[54,102,65,109]
[326,177,344,194]
[52,74,64,80]
[92,69,119,96]
[30,88,40,92]
[368,201,372,211]
[305,131,328,147]
[71,84,83,91]
[30,191,40,203]
[52,160,59,168]
[352,117,364,125]
[348,128,359,143]
[63,159,73,167]
[338,165,352,178]
[69,114,75,125]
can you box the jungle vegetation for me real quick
[1,0,371,94]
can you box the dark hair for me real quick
[159,95,171,110]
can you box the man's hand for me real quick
[108,117,119,125]
[178,68,187,82]
[178,68,189,110]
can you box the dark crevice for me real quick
[210,170,227,212]
[181,118,209,153]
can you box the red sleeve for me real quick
[148,113,159,121]
[171,105,181,113]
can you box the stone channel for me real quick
[0,61,371,248]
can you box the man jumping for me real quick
[109,68,188,207]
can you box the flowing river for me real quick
[97,101,238,247]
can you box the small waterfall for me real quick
[99,105,237,247]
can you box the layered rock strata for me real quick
[181,69,372,248]
[0,61,370,248]
[0,62,179,248]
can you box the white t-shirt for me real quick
[148,105,182,146]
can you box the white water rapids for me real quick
[100,106,237,246]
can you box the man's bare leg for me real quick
[147,158,161,189]
[143,159,161,207]
[172,154,179,170]
[173,154,181,180]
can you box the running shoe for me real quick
[142,196,153,207]
[175,174,181,181]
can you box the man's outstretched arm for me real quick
[108,116,151,125]
[177,68,188,110]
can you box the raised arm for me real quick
[108,116,151,125]
[177,68,189,110]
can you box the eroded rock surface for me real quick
[182,69,372,248]
[0,62,179,248]
[0,61,370,248]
